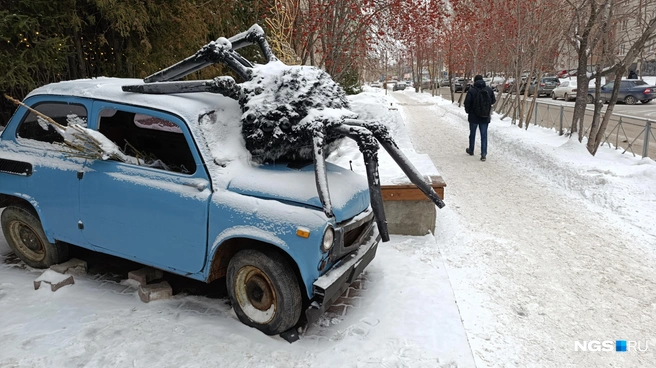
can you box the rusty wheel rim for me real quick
[8,220,46,262]
[234,265,276,324]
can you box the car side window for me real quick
[620,81,631,88]
[17,102,87,144]
[561,81,569,87]
[98,108,196,174]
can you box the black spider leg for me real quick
[122,76,241,100]
[309,119,334,219]
[344,119,446,209]
[229,24,279,63]
[143,24,277,84]
[144,41,253,83]
[332,125,390,242]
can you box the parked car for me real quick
[551,79,579,101]
[393,81,407,91]
[503,78,516,93]
[528,77,560,97]
[599,79,656,105]
[370,81,381,88]
[452,78,471,93]
[439,79,451,87]
[485,77,504,92]
[0,77,381,338]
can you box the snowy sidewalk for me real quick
[391,90,656,368]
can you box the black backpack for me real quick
[472,87,492,118]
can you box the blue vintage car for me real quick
[0,78,379,339]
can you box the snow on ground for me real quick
[387,87,656,367]
[0,233,471,367]
[2,85,656,367]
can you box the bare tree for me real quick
[566,0,656,154]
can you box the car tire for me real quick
[625,95,637,105]
[586,94,594,104]
[564,93,569,101]
[551,92,557,100]
[227,249,302,335]
[1,205,69,268]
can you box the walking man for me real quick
[464,75,495,161]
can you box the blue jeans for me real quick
[469,122,488,157]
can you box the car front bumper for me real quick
[280,222,380,342]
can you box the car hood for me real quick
[227,162,370,222]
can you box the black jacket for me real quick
[464,79,496,124]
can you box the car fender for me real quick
[205,227,314,295]
[0,192,56,243]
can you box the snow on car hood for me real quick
[227,162,370,222]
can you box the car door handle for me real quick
[182,181,208,191]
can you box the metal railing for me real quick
[494,95,656,159]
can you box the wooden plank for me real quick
[381,186,444,201]
[381,175,446,201]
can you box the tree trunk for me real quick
[72,27,87,79]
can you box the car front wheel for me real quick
[1,205,69,268]
[227,249,302,335]
[625,95,637,105]
[551,92,557,100]
[586,94,594,104]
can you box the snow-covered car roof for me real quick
[27,77,233,123]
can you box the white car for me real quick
[551,80,578,101]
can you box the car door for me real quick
[78,101,211,273]
[600,82,614,101]
[618,81,632,100]
[557,81,569,98]
[2,96,90,246]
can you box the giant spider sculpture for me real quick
[123,24,445,241]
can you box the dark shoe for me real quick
[481,156,486,161]
[465,148,474,156]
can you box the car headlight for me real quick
[321,226,334,253]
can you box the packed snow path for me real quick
[392,91,656,367]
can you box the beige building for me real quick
[556,0,656,76]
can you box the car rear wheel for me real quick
[625,95,637,105]
[564,93,570,101]
[227,249,302,335]
[640,99,652,104]
[1,205,69,268]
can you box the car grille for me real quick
[343,218,372,248]
[329,207,375,262]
